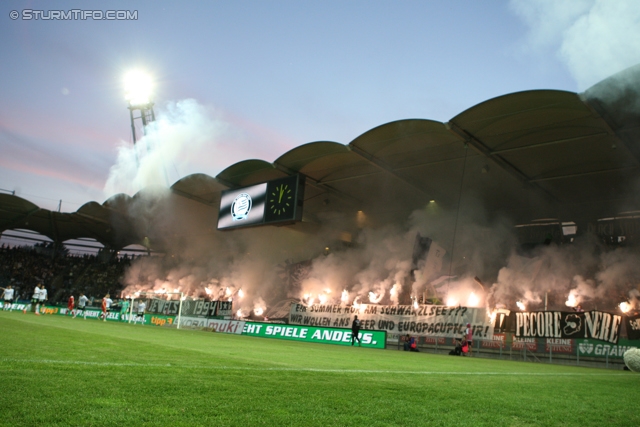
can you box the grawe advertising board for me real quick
[576,338,639,359]
[242,322,386,349]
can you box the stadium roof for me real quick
[2,65,640,250]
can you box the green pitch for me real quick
[0,312,638,427]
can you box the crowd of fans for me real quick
[0,243,133,307]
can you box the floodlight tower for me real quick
[124,70,155,144]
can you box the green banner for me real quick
[577,338,638,358]
[242,322,386,349]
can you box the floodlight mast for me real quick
[124,70,155,145]
[128,100,155,145]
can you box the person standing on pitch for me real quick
[1,285,14,311]
[67,295,75,316]
[38,284,47,314]
[120,298,130,322]
[133,300,146,324]
[26,284,41,314]
[74,293,88,319]
[464,323,473,356]
[351,315,362,346]
[101,294,113,321]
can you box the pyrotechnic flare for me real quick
[446,297,457,307]
[516,301,526,311]
[467,292,479,307]
[488,310,497,324]
[368,290,384,304]
[565,292,578,307]
[238,289,244,299]
[341,289,349,304]
[318,294,328,304]
[620,301,631,313]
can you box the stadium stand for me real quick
[0,243,132,306]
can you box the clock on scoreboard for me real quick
[265,175,304,224]
[217,174,305,230]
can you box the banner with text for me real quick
[514,311,622,344]
[289,303,493,340]
[624,314,640,340]
[242,321,386,349]
[577,338,638,358]
[179,317,245,334]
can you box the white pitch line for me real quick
[0,358,627,376]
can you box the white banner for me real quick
[289,303,494,340]
[179,317,245,334]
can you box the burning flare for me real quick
[620,301,632,313]
[446,297,457,307]
[516,301,526,311]
[488,310,497,325]
[467,292,479,307]
[565,292,578,308]
[368,290,384,304]
[341,290,349,304]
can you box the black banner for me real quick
[217,301,233,317]
[514,311,622,344]
[145,299,232,318]
[146,299,181,315]
[625,314,640,340]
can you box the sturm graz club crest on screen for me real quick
[231,193,252,221]
[217,183,267,229]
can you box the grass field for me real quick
[0,311,638,427]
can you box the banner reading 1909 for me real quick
[242,321,386,349]
[288,303,494,340]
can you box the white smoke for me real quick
[104,99,226,196]
[510,0,640,89]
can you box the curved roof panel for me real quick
[3,66,640,247]
[448,89,640,215]
[216,159,286,187]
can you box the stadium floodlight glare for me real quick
[124,70,153,106]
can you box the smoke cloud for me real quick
[510,0,640,89]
